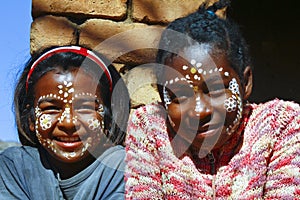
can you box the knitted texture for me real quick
[125,99,300,199]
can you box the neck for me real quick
[50,154,96,179]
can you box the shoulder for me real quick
[250,99,299,125]
[252,99,299,113]
[99,145,125,171]
[0,146,41,176]
[0,145,39,161]
[247,99,300,139]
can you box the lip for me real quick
[190,125,222,137]
[53,135,84,150]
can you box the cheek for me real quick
[224,96,238,113]
[78,114,104,132]
[167,103,186,127]
[223,78,243,126]
[87,118,104,132]
[38,114,53,131]
[35,113,57,135]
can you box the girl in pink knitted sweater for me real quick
[125,0,300,199]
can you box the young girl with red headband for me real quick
[0,45,130,199]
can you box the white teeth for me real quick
[57,136,80,142]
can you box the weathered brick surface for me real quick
[79,19,164,64]
[30,0,221,108]
[123,66,160,108]
[132,0,204,24]
[32,0,128,20]
[132,0,224,24]
[30,15,77,54]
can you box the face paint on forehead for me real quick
[58,81,74,103]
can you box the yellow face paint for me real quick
[193,85,199,92]
[190,67,197,74]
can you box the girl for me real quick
[0,45,130,199]
[125,0,300,199]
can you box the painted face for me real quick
[31,68,106,163]
[163,45,245,155]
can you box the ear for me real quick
[29,117,35,132]
[242,66,253,100]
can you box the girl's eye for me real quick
[204,83,226,96]
[169,89,193,104]
[75,104,97,113]
[40,105,61,113]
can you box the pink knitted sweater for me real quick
[125,99,300,199]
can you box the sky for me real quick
[0,1,32,142]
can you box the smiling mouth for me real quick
[191,125,222,137]
[56,136,81,142]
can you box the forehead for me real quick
[163,45,237,81]
[34,69,100,97]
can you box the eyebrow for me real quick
[73,96,100,103]
[37,97,61,105]
[204,75,229,83]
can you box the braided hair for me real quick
[156,0,251,84]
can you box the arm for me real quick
[125,105,165,199]
[0,150,30,200]
[264,106,300,198]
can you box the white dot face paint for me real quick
[194,96,201,114]
[33,69,107,162]
[163,55,228,111]
[224,78,240,113]
[97,104,105,117]
[224,78,243,135]
[163,84,172,109]
[88,118,103,132]
[224,97,237,112]
[162,44,249,156]
[39,114,52,130]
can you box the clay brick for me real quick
[32,0,128,20]
[30,15,77,54]
[132,0,204,24]
[123,65,160,108]
[132,0,225,24]
[79,19,164,65]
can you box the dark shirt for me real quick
[0,145,125,200]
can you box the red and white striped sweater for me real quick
[125,99,300,199]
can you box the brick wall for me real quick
[31,0,223,108]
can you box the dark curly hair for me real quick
[14,45,130,147]
[156,0,252,85]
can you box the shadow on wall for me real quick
[229,0,300,103]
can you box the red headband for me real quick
[26,46,113,92]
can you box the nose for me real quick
[189,94,212,124]
[57,107,78,134]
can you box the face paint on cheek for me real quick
[224,78,243,135]
[163,84,172,109]
[97,104,105,117]
[35,119,56,153]
[39,114,53,130]
[88,118,104,132]
[224,96,237,112]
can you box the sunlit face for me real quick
[163,45,245,156]
[31,68,106,163]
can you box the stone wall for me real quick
[31,0,223,108]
